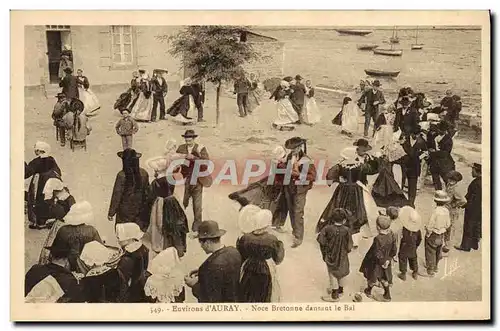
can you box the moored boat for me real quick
[373,48,403,56]
[357,44,379,50]
[390,26,400,43]
[335,29,373,36]
[364,69,401,78]
[411,26,424,50]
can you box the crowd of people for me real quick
[24,65,482,304]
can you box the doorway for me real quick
[46,30,72,84]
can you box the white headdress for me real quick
[144,247,185,303]
[42,178,65,200]
[34,141,51,157]
[64,201,94,226]
[25,275,64,303]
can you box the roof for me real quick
[239,28,279,42]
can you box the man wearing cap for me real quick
[176,130,211,232]
[456,163,482,252]
[184,221,242,303]
[282,137,317,248]
[290,74,307,124]
[59,67,79,101]
[25,230,85,302]
[151,69,168,121]
[233,73,252,117]
[357,79,385,137]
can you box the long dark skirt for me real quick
[332,110,342,125]
[239,259,272,302]
[167,95,190,118]
[228,177,287,227]
[162,196,189,257]
[318,183,367,234]
[372,167,410,208]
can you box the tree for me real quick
[162,26,262,125]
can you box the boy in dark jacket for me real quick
[115,109,139,150]
[359,215,397,302]
[317,208,353,302]
[396,206,423,281]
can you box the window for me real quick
[45,25,70,30]
[111,25,134,65]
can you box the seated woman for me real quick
[39,201,102,274]
[144,247,186,303]
[62,105,92,145]
[115,223,150,303]
[25,230,85,303]
[167,78,197,124]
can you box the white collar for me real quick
[125,241,142,253]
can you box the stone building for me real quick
[24,25,285,91]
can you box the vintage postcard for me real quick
[11,10,490,321]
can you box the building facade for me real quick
[24,25,285,89]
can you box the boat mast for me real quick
[415,26,418,44]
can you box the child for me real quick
[443,170,466,253]
[396,206,422,281]
[115,108,139,150]
[386,206,401,262]
[116,222,150,302]
[424,190,451,276]
[317,208,353,302]
[359,215,397,302]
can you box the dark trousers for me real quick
[237,93,249,116]
[425,233,444,273]
[363,110,378,137]
[183,183,203,232]
[431,170,449,190]
[197,103,204,120]
[406,176,418,207]
[398,254,418,273]
[152,94,166,120]
[58,126,66,145]
[284,186,308,241]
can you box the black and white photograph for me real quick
[11,10,490,322]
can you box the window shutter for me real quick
[135,27,147,67]
[98,26,112,68]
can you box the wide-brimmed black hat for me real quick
[472,163,482,172]
[194,220,227,239]
[117,148,142,159]
[56,92,66,98]
[181,129,198,138]
[285,137,306,150]
[372,80,381,87]
[295,74,303,80]
[353,138,372,151]
[283,76,294,82]
[138,69,146,74]
[154,69,168,74]
[63,67,73,74]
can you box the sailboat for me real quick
[390,26,399,44]
[411,26,424,50]
[373,41,403,56]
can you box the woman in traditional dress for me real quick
[75,69,100,117]
[25,141,62,229]
[303,80,321,125]
[146,141,189,258]
[228,145,288,228]
[316,145,380,247]
[237,206,285,302]
[167,77,197,124]
[130,70,154,122]
[115,222,150,302]
[108,148,151,231]
[271,80,299,131]
[39,201,102,274]
[332,95,358,137]
[371,155,411,208]
[58,45,73,79]
[247,73,264,112]
[144,247,186,303]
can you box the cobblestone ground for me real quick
[24,85,483,302]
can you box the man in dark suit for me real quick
[393,96,420,137]
[191,78,206,122]
[290,74,307,124]
[185,221,242,303]
[357,80,385,137]
[401,125,428,207]
[233,73,252,117]
[59,67,79,101]
[176,130,211,232]
[151,69,168,121]
[427,121,456,190]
